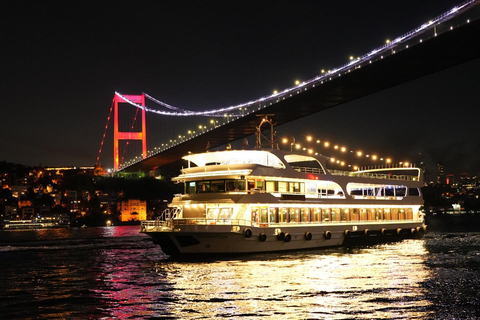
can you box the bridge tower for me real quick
[113,93,147,171]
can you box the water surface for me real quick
[1,226,479,319]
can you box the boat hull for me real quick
[143,222,426,255]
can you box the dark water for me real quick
[1,226,479,319]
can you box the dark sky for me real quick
[1,1,479,180]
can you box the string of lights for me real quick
[281,135,414,171]
[96,98,114,166]
[116,0,475,120]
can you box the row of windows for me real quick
[251,207,415,224]
[188,179,307,194]
[187,179,419,198]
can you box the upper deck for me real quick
[177,149,422,183]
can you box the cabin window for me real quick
[278,182,288,193]
[331,208,341,221]
[186,182,196,194]
[408,188,421,196]
[279,207,288,223]
[351,208,360,221]
[360,209,368,220]
[300,208,309,222]
[288,208,298,223]
[266,181,276,192]
[226,180,235,191]
[197,181,211,193]
[406,207,413,219]
[211,180,225,192]
[322,208,331,221]
[256,180,265,191]
[384,208,391,220]
[251,208,259,224]
[391,208,399,220]
[219,208,233,220]
[377,208,384,220]
[260,208,268,223]
[312,208,321,222]
[269,207,278,223]
[395,187,407,197]
[341,208,350,221]
[289,182,300,193]
[207,208,219,220]
[248,180,255,191]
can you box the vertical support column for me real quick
[113,93,147,171]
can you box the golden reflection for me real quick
[153,240,432,318]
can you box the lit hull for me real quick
[142,221,426,255]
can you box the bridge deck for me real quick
[123,17,480,173]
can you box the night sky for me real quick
[2,1,479,180]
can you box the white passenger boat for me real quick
[141,120,426,255]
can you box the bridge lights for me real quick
[295,80,300,85]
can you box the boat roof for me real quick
[182,149,329,169]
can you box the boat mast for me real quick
[255,114,278,150]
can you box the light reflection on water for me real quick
[2,227,480,319]
[150,241,432,319]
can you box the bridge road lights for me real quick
[210,119,218,128]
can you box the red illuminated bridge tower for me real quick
[113,93,147,171]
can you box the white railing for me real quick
[329,169,418,181]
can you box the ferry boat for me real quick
[141,119,426,255]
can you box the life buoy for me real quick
[364,229,370,236]
[396,228,402,235]
[305,232,313,241]
[243,228,252,238]
[423,225,428,234]
[410,228,417,235]
[416,226,426,236]
[380,228,386,236]
[277,232,285,241]
[284,233,292,242]
[324,231,332,240]
[344,230,351,238]
[259,233,267,242]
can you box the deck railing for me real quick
[141,217,421,232]
[329,169,418,181]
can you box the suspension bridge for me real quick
[97,1,480,175]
